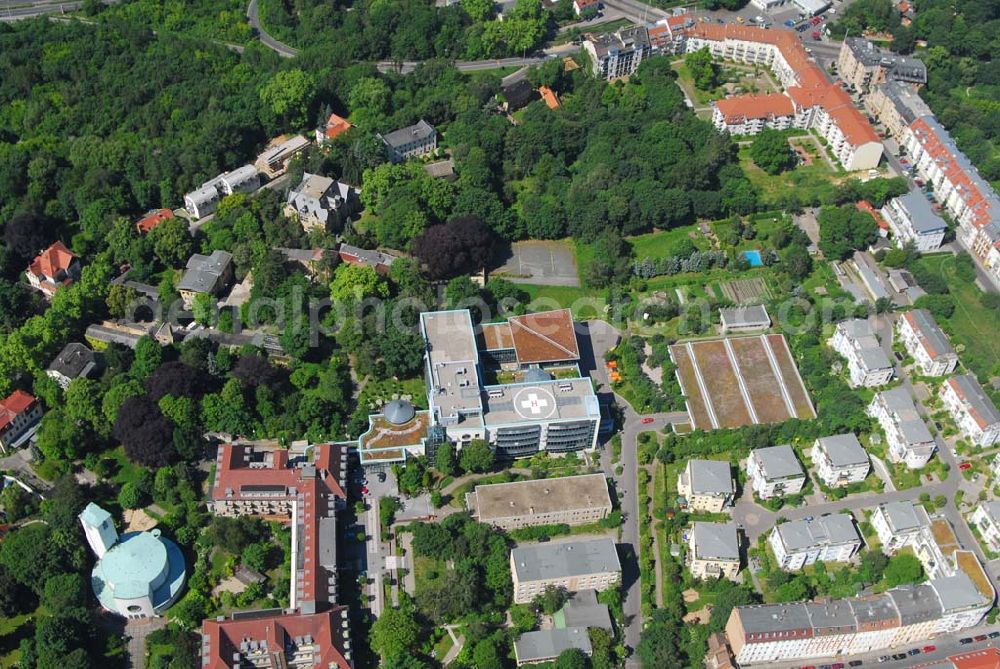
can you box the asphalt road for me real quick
[0,0,79,20]
[246,0,297,57]
[376,43,580,75]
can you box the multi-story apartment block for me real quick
[677,459,735,512]
[466,474,613,530]
[746,445,806,499]
[284,173,360,233]
[903,116,1000,289]
[26,241,80,299]
[830,319,894,388]
[645,14,694,56]
[711,94,795,135]
[837,37,926,93]
[184,165,260,219]
[872,500,932,552]
[865,80,933,144]
[867,387,936,468]
[689,522,741,581]
[768,514,862,571]
[203,610,353,669]
[685,24,883,171]
[0,390,42,452]
[942,375,1000,448]
[812,433,870,487]
[379,119,437,163]
[897,309,958,377]
[724,563,992,666]
[881,189,947,252]
[510,538,621,604]
[970,501,1000,553]
[583,26,652,80]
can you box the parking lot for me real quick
[492,240,580,287]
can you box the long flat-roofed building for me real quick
[719,305,771,334]
[677,459,735,512]
[510,538,621,604]
[830,319,894,388]
[881,189,947,252]
[868,387,936,468]
[897,309,958,377]
[514,628,592,666]
[746,445,806,499]
[466,473,612,530]
[942,374,1000,448]
[768,514,862,571]
[813,433,870,487]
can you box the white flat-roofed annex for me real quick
[482,378,600,426]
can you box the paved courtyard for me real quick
[492,240,580,287]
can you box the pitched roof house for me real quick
[26,241,81,298]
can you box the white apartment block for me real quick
[711,94,794,136]
[897,310,958,377]
[768,515,862,571]
[941,375,1000,448]
[867,388,936,468]
[812,434,870,488]
[872,500,932,553]
[830,319,894,388]
[677,459,735,513]
[510,539,621,604]
[746,445,806,499]
[690,522,741,581]
[970,501,1000,553]
[881,190,947,252]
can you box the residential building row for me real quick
[184,164,260,219]
[510,538,621,604]
[941,374,1000,447]
[204,442,354,669]
[880,189,947,252]
[847,37,1000,288]
[466,473,613,530]
[829,319,894,388]
[683,24,883,170]
[725,503,993,664]
[836,37,927,93]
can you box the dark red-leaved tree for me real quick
[411,215,497,280]
[113,396,177,467]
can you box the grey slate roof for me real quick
[558,590,613,631]
[511,538,620,582]
[948,374,1000,427]
[514,628,592,664]
[381,119,436,150]
[888,584,943,625]
[687,459,734,495]
[47,342,98,379]
[719,304,770,328]
[735,603,811,634]
[906,309,956,359]
[932,570,990,612]
[879,500,927,533]
[845,37,927,83]
[177,250,232,294]
[803,599,856,632]
[894,190,947,233]
[692,522,740,561]
[751,444,804,480]
[816,434,869,468]
[879,387,933,443]
[876,81,932,125]
[848,594,899,626]
[773,515,860,552]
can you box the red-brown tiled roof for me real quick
[0,391,36,432]
[857,200,889,230]
[323,113,353,141]
[950,646,1000,669]
[135,208,175,234]
[690,23,879,147]
[715,93,794,123]
[509,309,580,364]
[202,610,352,669]
[211,443,346,503]
[539,86,561,110]
[482,322,515,350]
[27,241,77,281]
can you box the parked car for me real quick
[975,635,988,641]
[960,638,974,645]
[811,16,822,24]
[361,486,369,495]
[922,646,936,653]
[832,664,845,669]
[796,24,809,31]
[878,657,890,663]
[892,654,907,661]
[641,417,655,424]
[907,649,921,656]
[988,632,1000,639]
[377,471,387,482]
[812,31,821,39]
[785,18,796,26]
[959,462,972,470]
[849,662,863,668]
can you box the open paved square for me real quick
[492,240,580,287]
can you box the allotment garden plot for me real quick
[669,334,815,430]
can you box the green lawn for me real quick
[627,225,711,259]
[520,283,607,317]
[739,145,844,206]
[914,253,1000,380]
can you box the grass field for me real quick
[627,224,711,259]
[739,145,844,206]
[914,254,1000,380]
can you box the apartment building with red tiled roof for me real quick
[0,390,42,452]
[202,609,353,669]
